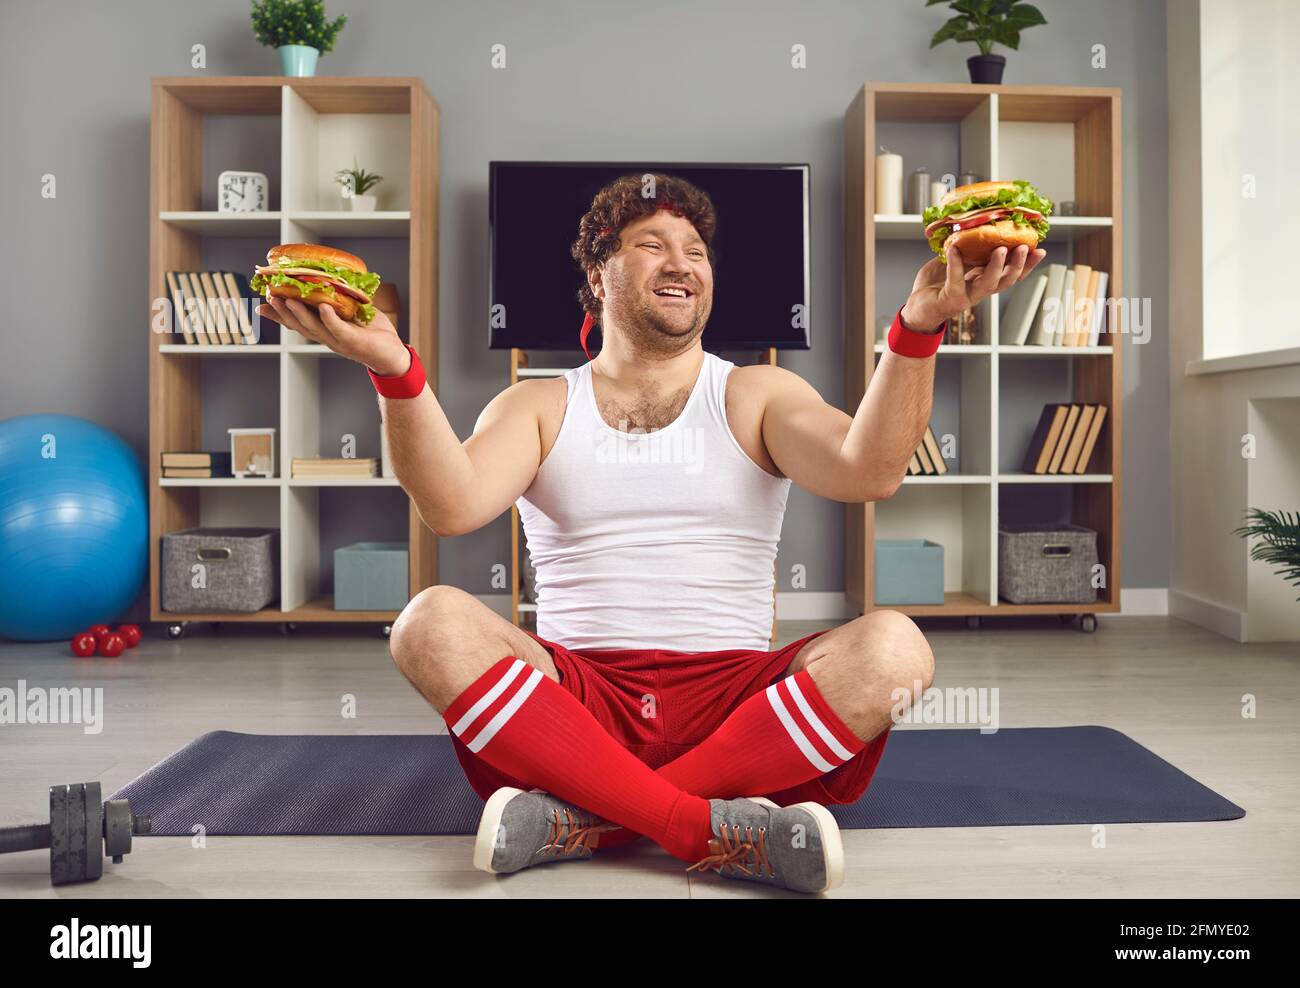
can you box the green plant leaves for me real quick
[926,0,1046,55]
[1232,508,1300,599]
[250,0,347,54]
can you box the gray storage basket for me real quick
[161,527,280,613]
[998,523,1098,604]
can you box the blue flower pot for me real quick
[279,44,320,77]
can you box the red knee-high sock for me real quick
[594,669,869,849]
[656,668,867,799]
[445,656,714,863]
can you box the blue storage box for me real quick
[874,539,945,605]
[334,542,409,611]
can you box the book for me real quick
[1074,269,1099,347]
[1056,270,1076,348]
[164,467,227,478]
[1059,405,1096,471]
[179,273,211,345]
[907,452,921,475]
[1000,272,1048,346]
[921,426,947,475]
[210,272,243,346]
[1027,264,1068,346]
[1067,264,1092,345]
[1074,404,1108,473]
[200,272,235,345]
[164,272,195,345]
[291,457,380,478]
[222,272,259,344]
[913,442,934,475]
[1022,404,1071,475]
[162,451,232,470]
[1088,271,1109,346]
[1046,404,1082,474]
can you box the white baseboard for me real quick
[481,589,1171,623]
[1119,587,1170,615]
[775,592,859,621]
[1169,589,1247,642]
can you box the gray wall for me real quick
[0,0,1171,596]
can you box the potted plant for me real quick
[251,0,347,78]
[1233,509,1300,602]
[334,157,384,211]
[926,0,1047,85]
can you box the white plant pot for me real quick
[348,195,377,212]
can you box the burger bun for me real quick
[945,219,1040,266]
[265,281,359,321]
[266,242,368,275]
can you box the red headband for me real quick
[580,200,685,361]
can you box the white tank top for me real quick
[517,351,792,652]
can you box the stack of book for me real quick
[1000,262,1109,347]
[1022,403,1108,475]
[907,425,948,476]
[291,457,380,479]
[164,271,259,345]
[162,451,232,478]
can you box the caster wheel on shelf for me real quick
[1079,614,1098,634]
[965,615,981,630]
[381,624,393,639]
[280,622,298,635]
[166,623,186,640]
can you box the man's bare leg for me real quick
[389,585,559,713]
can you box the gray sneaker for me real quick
[686,796,845,894]
[473,787,623,875]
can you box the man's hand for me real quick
[256,296,411,376]
[900,243,1047,332]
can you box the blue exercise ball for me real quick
[0,414,148,641]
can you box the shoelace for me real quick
[686,822,775,879]
[541,807,622,857]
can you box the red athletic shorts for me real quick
[448,627,891,807]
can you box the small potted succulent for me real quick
[926,0,1047,85]
[334,157,384,211]
[251,0,347,77]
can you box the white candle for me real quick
[930,181,947,210]
[875,150,903,215]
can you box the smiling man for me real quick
[257,172,1045,894]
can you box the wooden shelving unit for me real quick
[508,346,783,644]
[148,77,439,630]
[844,82,1122,623]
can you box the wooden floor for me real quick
[0,615,1295,899]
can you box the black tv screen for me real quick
[488,162,810,352]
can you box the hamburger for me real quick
[921,180,1052,265]
[250,243,381,323]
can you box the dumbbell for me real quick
[0,782,151,885]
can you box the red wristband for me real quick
[367,344,426,398]
[887,305,946,358]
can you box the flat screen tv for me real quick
[488,162,810,352]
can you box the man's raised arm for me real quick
[257,296,541,538]
[761,242,1045,501]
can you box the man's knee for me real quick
[832,610,934,715]
[389,584,478,679]
[864,609,935,693]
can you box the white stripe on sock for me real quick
[466,667,545,753]
[766,682,837,773]
[784,675,856,762]
[450,658,526,738]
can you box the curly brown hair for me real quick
[570,172,718,325]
